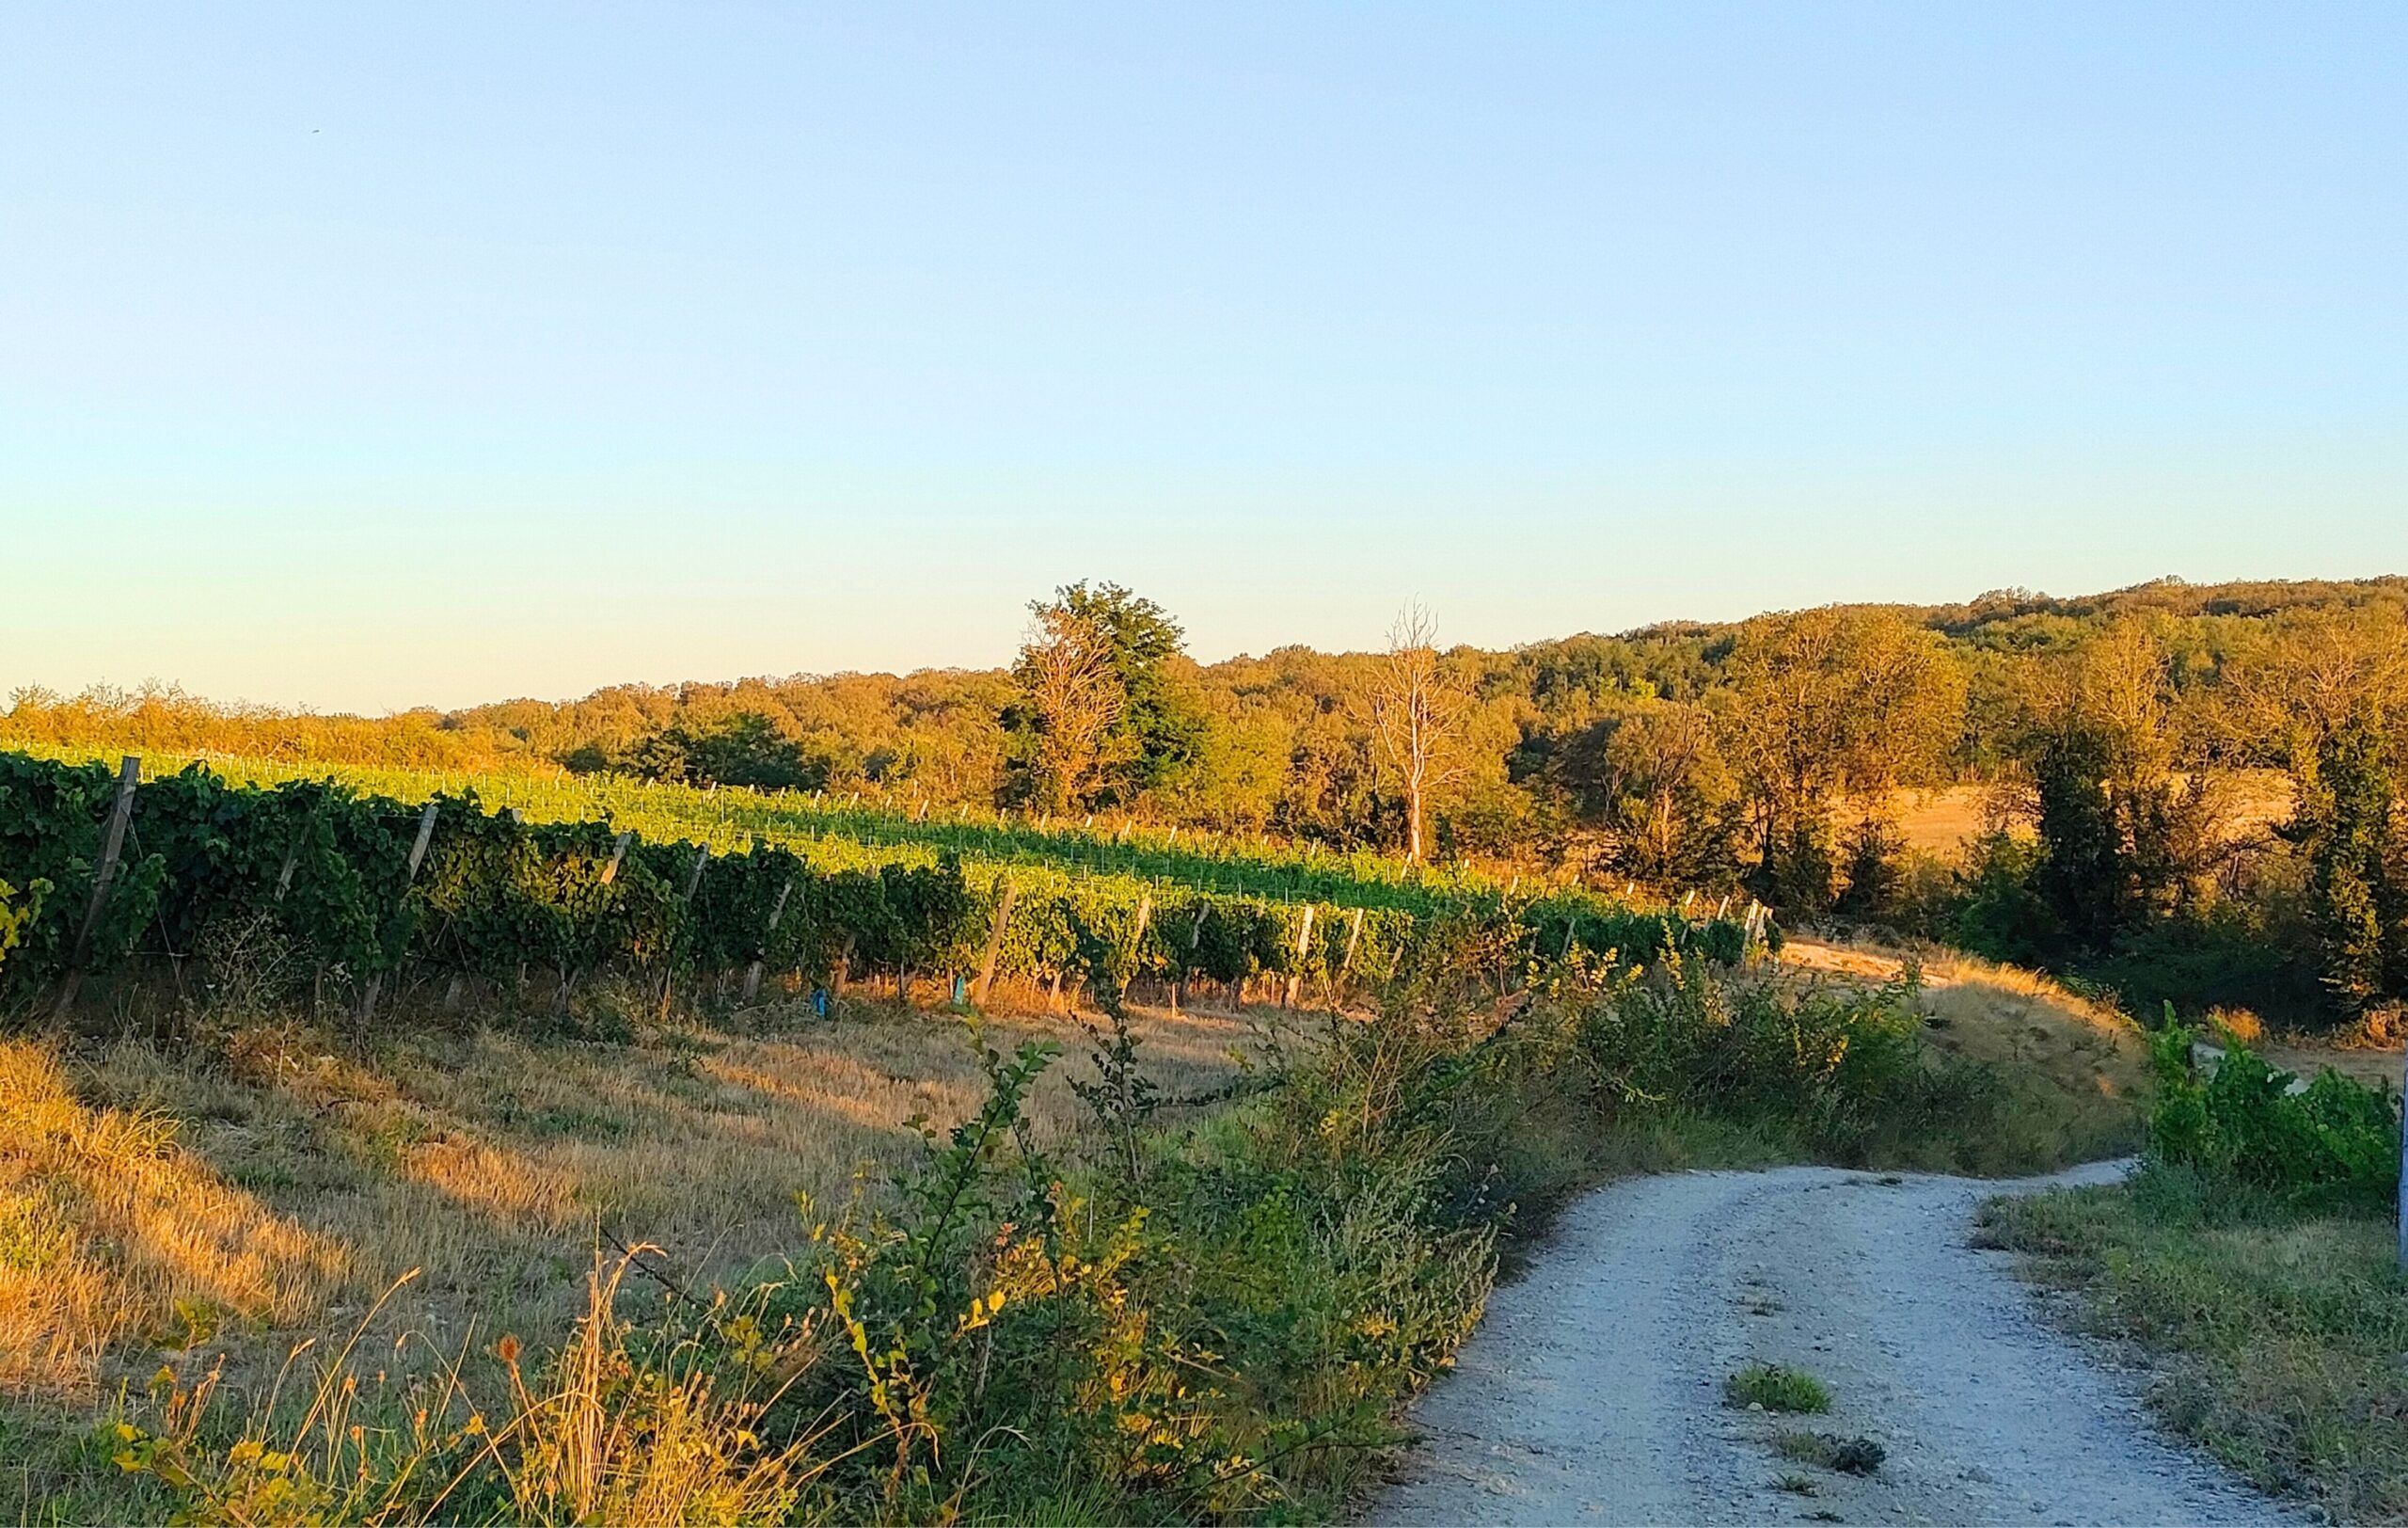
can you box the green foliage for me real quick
[2030,724,2129,949]
[1576,957,2012,1170]
[0,874,41,979]
[1831,817,1906,920]
[2290,712,2405,1014]
[1723,1363,1831,1414]
[2083,904,2323,1022]
[0,751,1757,1023]
[1058,581,1209,800]
[1006,581,1208,813]
[1947,831,2061,967]
[753,992,1510,1520]
[1947,822,2332,1027]
[1757,820,1839,915]
[2147,1013,2400,1212]
[619,710,823,791]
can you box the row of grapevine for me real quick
[6,740,1520,911]
[0,752,1766,1021]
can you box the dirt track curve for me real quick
[1373,1162,2294,1527]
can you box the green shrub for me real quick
[1724,1363,1830,1413]
[2147,1014,2400,1212]
[1575,956,2013,1170]
[2088,906,2323,1027]
[1946,831,2062,969]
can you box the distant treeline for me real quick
[10,575,2408,1023]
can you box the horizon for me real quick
[12,568,2402,722]
[6,4,2405,710]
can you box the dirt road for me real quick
[1373,1163,2290,1526]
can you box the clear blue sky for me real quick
[3,3,2401,712]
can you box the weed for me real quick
[1725,1363,1831,1414]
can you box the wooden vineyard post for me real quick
[1174,902,1206,1012]
[599,831,633,884]
[273,792,326,904]
[1124,891,1152,1006]
[52,756,141,1019]
[971,879,1017,1010]
[1334,906,1365,1011]
[1282,903,1316,1010]
[742,875,796,1002]
[357,800,440,1026]
[832,931,855,1003]
[657,845,710,1019]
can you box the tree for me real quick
[1370,605,1470,864]
[2289,709,2403,1013]
[1589,701,1742,890]
[1060,582,1208,798]
[2028,723,2126,948]
[2013,621,2228,952]
[1010,597,1124,814]
[1007,581,1207,813]
[621,711,819,791]
[2220,608,2408,769]
[1717,608,1966,909]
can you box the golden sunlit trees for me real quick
[2224,609,2408,1012]
[1594,700,1744,891]
[1717,608,1967,908]
[1011,597,1125,816]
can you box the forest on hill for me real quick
[9,573,2408,1024]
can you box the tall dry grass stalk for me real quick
[491,1251,833,1526]
[119,1251,837,1526]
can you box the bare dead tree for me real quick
[1015,602,1124,814]
[1370,603,1468,864]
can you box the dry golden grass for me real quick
[2255,1041,2405,1090]
[1780,933,2149,1161]
[0,1041,351,1400]
[0,994,1262,1418]
[1856,770,2296,860]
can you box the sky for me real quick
[2,3,2403,713]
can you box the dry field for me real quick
[1867,770,2295,860]
[0,992,1266,1445]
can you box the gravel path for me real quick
[1372,1162,2294,1526]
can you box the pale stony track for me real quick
[1373,1162,2295,1526]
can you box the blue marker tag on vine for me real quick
[811,986,831,1019]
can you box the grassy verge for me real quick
[0,994,1264,1521]
[1982,1163,2408,1520]
[7,950,2138,1524]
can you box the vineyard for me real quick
[9,741,1526,909]
[0,750,1765,1022]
